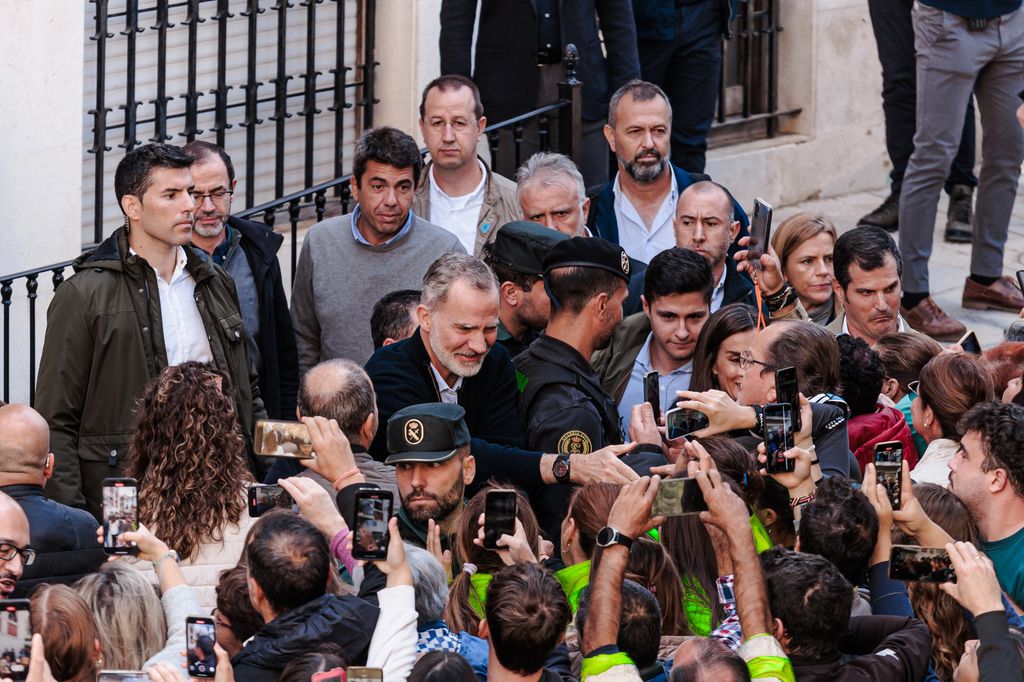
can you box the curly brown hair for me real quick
[126,361,253,560]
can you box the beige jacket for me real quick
[413,157,522,256]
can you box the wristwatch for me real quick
[552,454,571,484]
[153,549,179,576]
[596,526,633,551]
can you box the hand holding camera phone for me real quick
[483,489,517,550]
[762,403,795,474]
[889,545,955,583]
[102,478,139,556]
[664,407,710,441]
[748,198,774,272]
[352,490,393,560]
[0,600,31,680]
[651,477,708,517]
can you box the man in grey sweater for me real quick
[292,127,465,370]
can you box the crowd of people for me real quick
[3,0,1024,679]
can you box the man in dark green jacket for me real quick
[36,144,265,518]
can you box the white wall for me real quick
[0,0,84,404]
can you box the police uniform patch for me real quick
[405,419,424,445]
[557,430,593,455]
[620,252,630,275]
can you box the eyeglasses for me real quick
[738,353,778,372]
[0,543,35,566]
[426,118,474,133]
[191,189,234,204]
[908,381,920,396]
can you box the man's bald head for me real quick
[0,491,30,596]
[298,360,378,444]
[0,404,52,482]
[678,180,733,220]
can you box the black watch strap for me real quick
[596,526,633,551]
[552,453,572,484]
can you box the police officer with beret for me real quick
[515,236,666,537]
[482,221,569,359]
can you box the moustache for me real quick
[634,148,662,162]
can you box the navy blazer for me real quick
[364,330,544,492]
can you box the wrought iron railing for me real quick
[1,47,583,405]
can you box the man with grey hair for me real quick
[365,252,640,498]
[588,80,749,265]
[517,152,647,316]
[265,359,397,496]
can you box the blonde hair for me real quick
[771,213,838,273]
[76,562,167,669]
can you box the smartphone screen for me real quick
[873,441,903,465]
[875,462,902,510]
[643,371,661,422]
[102,478,139,555]
[98,674,150,682]
[484,489,517,550]
[888,545,955,583]
[773,366,801,433]
[186,617,217,678]
[346,668,383,682]
[748,198,774,271]
[254,419,315,458]
[763,403,794,474]
[248,484,295,518]
[0,600,31,680]
[958,330,982,356]
[665,407,710,440]
[352,490,392,560]
[652,477,708,517]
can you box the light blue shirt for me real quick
[618,333,693,436]
[350,205,415,247]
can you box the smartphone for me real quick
[644,371,661,422]
[888,545,955,583]
[762,403,794,474]
[652,477,708,517]
[311,671,346,682]
[0,600,31,680]
[186,616,217,678]
[957,330,982,356]
[874,439,904,509]
[102,478,139,556]
[254,419,315,458]
[346,668,383,682]
[248,484,294,517]
[352,490,392,560]
[98,673,150,682]
[773,366,801,433]
[484,489,517,550]
[1015,269,1024,295]
[665,407,710,440]
[748,198,774,271]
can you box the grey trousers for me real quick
[897,2,1024,294]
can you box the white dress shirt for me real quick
[429,362,464,405]
[141,246,213,366]
[618,333,693,436]
[611,171,679,264]
[428,160,487,253]
[710,266,729,313]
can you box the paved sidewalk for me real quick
[776,181,1024,347]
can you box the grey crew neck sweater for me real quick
[290,212,464,370]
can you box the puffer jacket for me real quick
[847,404,918,475]
[230,593,379,681]
[36,227,265,517]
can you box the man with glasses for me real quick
[678,320,859,480]
[0,491,33,599]
[413,75,521,256]
[0,404,101,594]
[183,140,298,420]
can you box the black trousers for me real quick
[637,0,723,174]
[866,0,977,194]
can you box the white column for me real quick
[0,0,84,403]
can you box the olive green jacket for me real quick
[36,228,265,517]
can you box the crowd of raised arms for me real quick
[4,0,1024,678]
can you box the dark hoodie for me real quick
[230,594,379,681]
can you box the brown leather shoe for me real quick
[962,275,1024,312]
[900,297,966,341]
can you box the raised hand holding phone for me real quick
[939,541,1004,616]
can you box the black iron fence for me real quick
[86,0,376,244]
[1,48,583,405]
[710,0,799,146]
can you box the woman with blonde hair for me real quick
[125,361,257,607]
[771,212,840,325]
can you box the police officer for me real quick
[482,221,569,359]
[515,236,665,539]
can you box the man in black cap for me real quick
[515,236,666,537]
[482,221,569,359]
